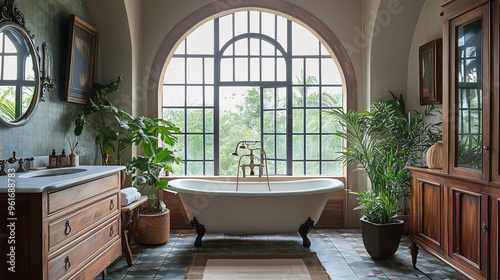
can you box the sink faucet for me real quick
[3,151,34,173]
[17,157,34,173]
[7,151,17,164]
[231,140,270,191]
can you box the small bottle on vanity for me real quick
[58,149,68,167]
[48,149,58,168]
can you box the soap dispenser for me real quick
[58,149,68,167]
[48,149,58,168]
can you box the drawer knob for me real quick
[483,222,488,232]
[64,221,72,235]
[110,225,114,237]
[64,256,71,271]
[110,199,114,210]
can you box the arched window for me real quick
[162,10,346,176]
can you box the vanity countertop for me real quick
[0,165,125,193]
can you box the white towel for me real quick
[121,192,141,206]
[120,187,138,196]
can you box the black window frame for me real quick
[162,11,344,176]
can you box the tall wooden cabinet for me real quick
[409,0,500,279]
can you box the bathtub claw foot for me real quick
[299,217,314,248]
[191,217,205,247]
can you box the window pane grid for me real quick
[291,78,341,174]
[162,11,344,176]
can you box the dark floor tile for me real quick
[102,228,466,279]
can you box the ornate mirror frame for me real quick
[0,0,55,127]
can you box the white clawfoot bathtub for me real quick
[167,178,344,247]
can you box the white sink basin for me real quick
[19,168,88,178]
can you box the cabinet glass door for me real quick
[449,4,489,180]
[494,1,500,184]
[456,19,483,170]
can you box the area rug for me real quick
[185,252,331,280]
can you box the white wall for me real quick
[369,0,425,103]
[406,0,443,112]
[362,0,381,110]
[86,0,133,113]
[124,0,142,118]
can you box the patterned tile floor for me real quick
[99,229,466,279]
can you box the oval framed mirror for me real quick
[0,1,42,127]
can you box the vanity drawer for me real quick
[68,238,121,280]
[48,194,119,251]
[48,173,119,214]
[47,218,119,280]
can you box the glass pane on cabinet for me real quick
[456,18,482,170]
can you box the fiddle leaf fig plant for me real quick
[74,76,183,213]
[74,76,124,165]
[125,118,182,213]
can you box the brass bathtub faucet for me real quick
[231,140,271,191]
[239,149,264,177]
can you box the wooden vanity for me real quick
[0,166,124,279]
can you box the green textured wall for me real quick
[0,0,98,164]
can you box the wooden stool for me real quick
[121,196,148,266]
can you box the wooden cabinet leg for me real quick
[101,269,106,280]
[409,242,419,268]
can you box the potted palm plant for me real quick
[323,94,440,259]
[364,94,441,234]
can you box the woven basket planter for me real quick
[426,141,443,169]
[134,209,170,245]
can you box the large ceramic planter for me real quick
[360,217,404,260]
[134,209,170,245]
